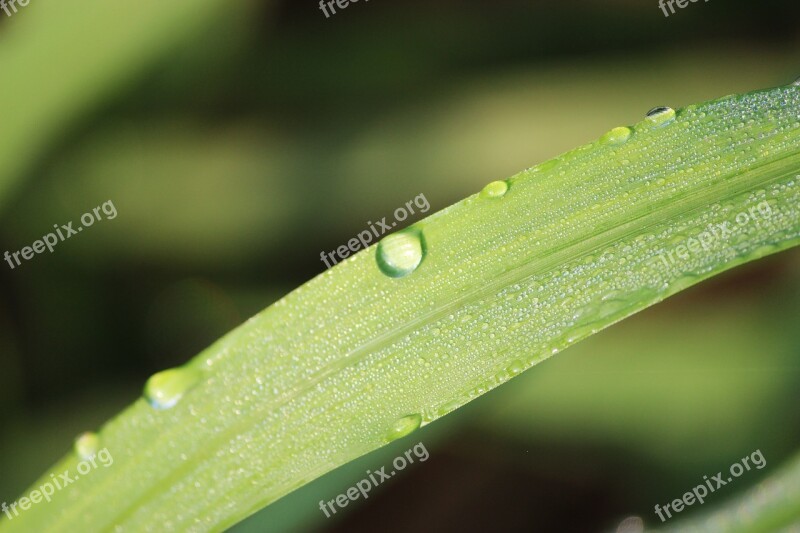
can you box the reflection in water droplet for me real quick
[600,126,632,145]
[376,229,426,278]
[74,432,100,459]
[645,106,676,126]
[386,413,422,441]
[144,366,202,409]
[480,180,509,199]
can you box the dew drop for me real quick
[480,180,509,199]
[668,274,699,294]
[508,360,524,375]
[600,126,631,145]
[376,229,426,278]
[534,159,559,173]
[645,106,676,126]
[436,399,462,417]
[386,413,422,441]
[792,77,800,87]
[144,366,202,409]
[74,432,100,459]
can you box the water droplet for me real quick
[74,432,100,459]
[533,159,559,173]
[600,126,631,145]
[144,366,202,409]
[376,229,426,278]
[668,274,699,295]
[480,180,508,199]
[386,413,422,441]
[508,360,524,375]
[645,106,676,126]
[792,77,800,87]
[436,399,462,417]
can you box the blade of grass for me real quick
[2,85,799,532]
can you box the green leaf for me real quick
[0,0,243,208]
[2,85,799,532]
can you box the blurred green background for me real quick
[0,0,798,531]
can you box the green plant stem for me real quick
[2,86,799,532]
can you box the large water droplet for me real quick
[600,126,631,145]
[386,413,422,441]
[144,366,202,409]
[74,432,100,459]
[480,180,509,199]
[376,229,426,278]
[645,106,676,126]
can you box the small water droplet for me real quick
[533,159,559,173]
[668,274,699,294]
[600,126,631,145]
[144,366,202,409]
[386,413,422,441]
[376,229,426,278]
[791,77,800,87]
[74,432,100,459]
[480,180,509,199]
[645,106,676,126]
[436,399,462,417]
[508,360,524,375]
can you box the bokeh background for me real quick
[0,0,798,531]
